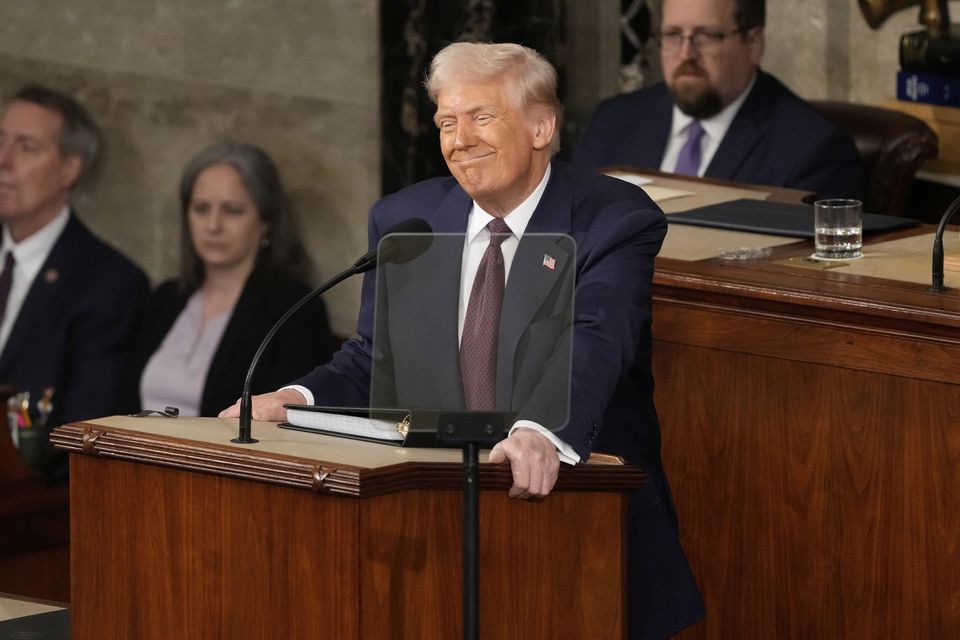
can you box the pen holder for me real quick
[16,427,48,471]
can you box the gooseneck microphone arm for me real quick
[232,217,433,444]
[929,194,960,293]
[232,263,365,444]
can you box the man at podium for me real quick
[222,42,705,639]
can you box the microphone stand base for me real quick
[230,435,260,444]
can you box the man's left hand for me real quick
[488,427,560,499]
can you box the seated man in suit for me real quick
[572,0,865,200]
[222,42,705,638]
[0,85,148,474]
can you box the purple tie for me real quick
[460,218,511,410]
[0,251,15,324]
[673,121,705,176]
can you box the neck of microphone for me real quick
[232,217,432,443]
[233,264,361,443]
[930,194,960,293]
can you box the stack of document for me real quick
[283,405,408,444]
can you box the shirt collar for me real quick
[669,72,758,142]
[1,205,71,266]
[465,164,552,242]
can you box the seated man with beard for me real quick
[572,0,864,200]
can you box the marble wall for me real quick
[763,0,934,104]
[0,0,380,336]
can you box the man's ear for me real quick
[531,111,557,151]
[60,154,84,189]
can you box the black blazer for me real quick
[122,267,336,417]
[572,70,866,200]
[0,213,148,429]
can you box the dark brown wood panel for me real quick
[654,297,960,386]
[0,546,69,603]
[69,455,360,640]
[0,477,69,602]
[358,489,627,639]
[654,308,960,638]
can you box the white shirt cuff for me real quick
[509,419,581,465]
[280,384,313,405]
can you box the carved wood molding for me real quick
[51,422,644,498]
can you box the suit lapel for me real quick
[640,89,676,168]
[705,73,771,180]
[410,187,471,408]
[496,164,573,405]
[0,216,78,373]
[201,271,263,412]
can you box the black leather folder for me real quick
[667,199,919,238]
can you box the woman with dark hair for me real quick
[122,142,335,416]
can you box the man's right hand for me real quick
[218,388,307,422]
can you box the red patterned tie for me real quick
[460,218,511,410]
[0,251,15,325]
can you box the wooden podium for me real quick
[51,416,642,639]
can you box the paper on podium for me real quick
[280,405,464,448]
[605,171,694,203]
[282,405,408,444]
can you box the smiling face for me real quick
[661,0,764,118]
[434,76,555,217]
[0,100,83,241]
[187,163,268,276]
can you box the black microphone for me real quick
[232,217,433,443]
[930,194,960,293]
[350,217,433,273]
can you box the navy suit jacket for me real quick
[294,161,705,638]
[572,70,865,200]
[0,213,147,469]
[120,267,336,417]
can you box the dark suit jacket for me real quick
[294,161,705,639]
[0,212,148,446]
[370,229,576,430]
[121,267,336,417]
[572,70,865,200]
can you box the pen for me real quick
[19,392,31,429]
[36,387,54,429]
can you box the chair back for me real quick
[812,100,938,217]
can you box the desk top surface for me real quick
[0,593,64,622]
[618,172,960,331]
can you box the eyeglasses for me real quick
[653,29,743,55]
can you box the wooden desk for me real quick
[653,216,960,637]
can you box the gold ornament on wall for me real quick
[859,0,958,75]
[859,0,948,32]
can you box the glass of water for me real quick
[814,199,862,259]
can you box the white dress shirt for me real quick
[0,205,70,355]
[659,73,757,177]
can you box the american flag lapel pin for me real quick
[542,254,556,270]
